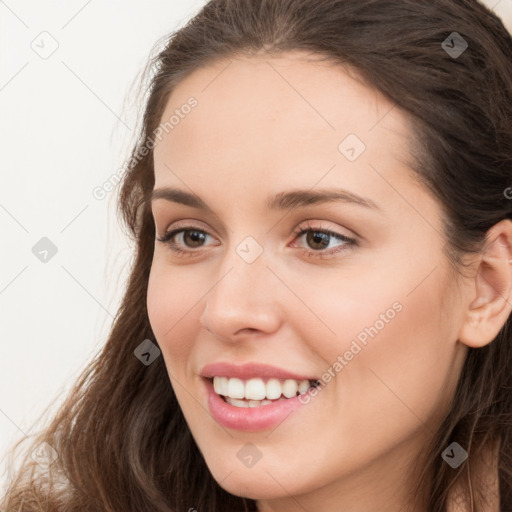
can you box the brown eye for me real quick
[291,222,357,259]
[156,226,215,255]
[304,231,332,251]
[181,230,207,248]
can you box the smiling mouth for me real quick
[209,376,320,408]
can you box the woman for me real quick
[2,0,512,510]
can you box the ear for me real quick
[458,219,512,348]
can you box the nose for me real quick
[199,248,282,342]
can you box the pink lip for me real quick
[203,377,309,431]
[200,361,317,381]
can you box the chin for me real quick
[216,477,284,501]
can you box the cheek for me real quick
[325,267,457,447]
[146,260,201,364]
[298,251,458,458]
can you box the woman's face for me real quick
[147,52,468,510]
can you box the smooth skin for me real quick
[147,52,512,512]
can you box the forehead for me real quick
[152,51,418,203]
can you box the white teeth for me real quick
[298,379,310,394]
[282,379,298,398]
[225,397,250,408]
[213,376,313,401]
[248,399,269,407]
[227,377,245,399]
[226,396,273,408]
[213,376,229,396]
[245,378,267,400]
[266,378,282,400]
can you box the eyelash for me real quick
[156,221,357,259]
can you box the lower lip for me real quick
[204,378,308,431]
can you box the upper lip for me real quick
[200,361,317,381]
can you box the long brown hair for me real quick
[2,0,512,510]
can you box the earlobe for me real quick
[458,219,512,349]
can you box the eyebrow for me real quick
[150,186,380,212]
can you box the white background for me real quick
[1,0,511,493]
[0,0,205,491]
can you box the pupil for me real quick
[185,230,205,247]
[307,231,329,250]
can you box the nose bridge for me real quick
[213,233,269,298]
[199,235,281,338]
